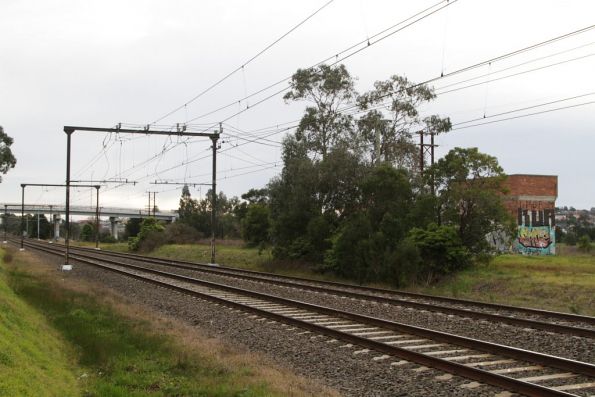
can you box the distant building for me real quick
[502,174,558,255]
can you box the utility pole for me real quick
[95,185,100,249]
[37,210,40,240]
[65,129,73,269]
[210,124,221,264]
[418,131,437,181]
[49,205,53,242]
[20,184,25,250]
[152,192,157,217]
[146,191,158,217]
[3,204,7,244]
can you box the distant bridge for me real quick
[0,203,178,221]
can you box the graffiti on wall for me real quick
[515,209,555,255]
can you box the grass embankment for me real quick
[1,247,337,397]
[410,253,595,316]
[0,250,78,396]
[90,241,595,316]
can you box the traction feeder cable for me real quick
[343,49,595,120]
[176,45,595,169]
[452,92,595,127]
[111,1,455,182]
[451,99,595,131]
[436,40,595,91]
[185,0,453,123]
[128,92,595,189]
[150,0,336,126]
[117,126,292,186]
[184,0,458,126]
[186,21,595,148]
[207,39,595,140]
[335,24,595,117]
[436,52,595,96]
[106,25,595,194]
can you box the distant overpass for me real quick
[0,203,178,221]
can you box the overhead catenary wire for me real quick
[149,0,336,126]
[184,0,458,125]
[91,21,595,198]
[451,100,595,131]
[104,1,457,186]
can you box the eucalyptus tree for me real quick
[357,75,451,169]
[284,64,357,160]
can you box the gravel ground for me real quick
[26,248,511,397]
[91,253,594,364]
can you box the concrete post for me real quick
[109,217,119,240]
[53,214,60,242]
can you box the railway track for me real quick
[11,239,595,397]
[22,238,595,339]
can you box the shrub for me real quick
[406,224,471,285]
[578,235,592,253]
[164,222,201,244]
[128,218,165,252]
[565,232,578,246]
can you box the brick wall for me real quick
[504,174,558,197]
[502,174,558,224]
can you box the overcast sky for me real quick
[1,0,594,213]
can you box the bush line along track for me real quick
[24,239,595,338]
[13,239,595,397]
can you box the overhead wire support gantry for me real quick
[62,124,221,270]
[19,183,101,251]
[150,180,212,187]
[71,178,138,185]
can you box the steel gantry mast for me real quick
[19,183,101,251]
[63,124,220,269]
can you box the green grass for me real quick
[152,244,272,270]
[407,253,595,316]
[2,248,303,397]
[0,249,79,397]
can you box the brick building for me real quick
[502,174,558,255]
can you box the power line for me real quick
[106,1,456,183]
[99,24,595,190]
[185,0,457,125]
[452,100,595,131]
[452,92,595,126]
[150,0,335,125]
[436,52,595,96]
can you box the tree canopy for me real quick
[0,126,16,182]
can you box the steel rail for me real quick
[67,240,595,324]
[15,239,593,397]
[42,239,595,330]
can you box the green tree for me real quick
[178,185,200,226]
[268,136,321,260]
[430,147,512,254]
[80,223,94,242]
[325,165,415,283]
[0,126,16,181]
[357,76,451,168]
[284,64,357,159]
[124,218,142,239]
[241,204,270,247]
